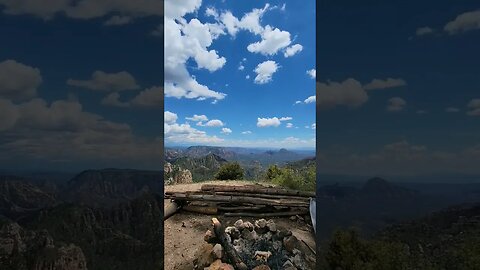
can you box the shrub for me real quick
[214,162,244,180]
[302,165,316,191]
[320,229,417,270]
[265,164,282,180]
[269,165,316,191]
[271,168,303,190]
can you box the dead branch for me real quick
[201,184,315,197]
[212,218,248,270]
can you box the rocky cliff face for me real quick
[63,169,162,207]
[0,219,87,270]
[0,192,162,270]
[164,162,193,185]
[166,153,226,181]
[0,169,163,270]
[0,176,57,217]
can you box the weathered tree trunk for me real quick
[214,191,310,201]
[164,200,182,220]
[165,193,309,207]
[217,205,265,211]
[201,184,315,197]
[183,205,218,215]
[223,210,308,217]
[211,218,248,270]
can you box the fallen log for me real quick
[301,239,316,255]
[164,200,182,220]
[214,191,310,201]
[212,218,248,270]
[223,210,308,217]
[165,193,309,207]
[183,205,218,215]
[217,205,265,211]
[166,190,310,202]
[201,184,315,197]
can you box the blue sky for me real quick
[318,0,480,176]
[164,0,316,150]
[0,0,162,171]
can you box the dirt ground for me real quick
[164,181,316,270]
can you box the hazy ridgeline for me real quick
[164,145,316,191]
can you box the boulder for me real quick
[234,219,245,230]
[266,220,277,232]
[193,243,215,269]
[283,235,300,253]
[208,259,235,270]
[213,244,223,259]
[254,219,268,234]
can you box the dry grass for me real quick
[164,180,275,193]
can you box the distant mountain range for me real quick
[316,177,480,241]
[317,202,480,269]
[165,146,314,181]
[0,169,162,270]
[166,145,314,164]
[63,168,162,207]
[377,203,480,268]
[171,153,227,181]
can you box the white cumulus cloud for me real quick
[257,116,291,127]
[164,1,227,102]
[0,60,42,101]
[221,127,232,134]
[416,26,434,36]
[304,96,316,104]
[317,79,368,109]
[254,60,279,84]
[387,97,406,112]
[247,26,291,55]
[283,44,303,57]
[205,119,224,127]
[467,99,480,116]
[306,69,316,79]
[186,114,208,122]
[364,78,407,90]
[67,71,139,92]
[444,10,480,34]
[164,111,178,124]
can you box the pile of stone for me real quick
[194,218,315,270]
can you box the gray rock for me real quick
[255,219,269,234]
[283,260,295,268]
[225,226,240,240]
[272,240,282,251]
[243,221,254,231]
[266,220,277,232]
[292,253,307,270]
[234,219,245,230]
[193,243,215,269]
[204,229,217,243]
[278,230,293,239]
[213,244,223,259]
[283,235,300,253]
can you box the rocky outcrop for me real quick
[0,170,163,270]
[164,162,193,185]
[0,219,87,270]
[0,176,57,215]
[63,169,162,207]
[169,153,227,181]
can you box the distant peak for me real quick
[366,177,388,185]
